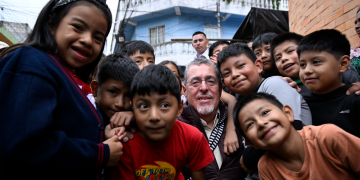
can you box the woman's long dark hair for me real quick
[0,0,112,83]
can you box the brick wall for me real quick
[289,0,360,48]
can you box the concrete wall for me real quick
[289,0,360,48]
[122,0,251,17]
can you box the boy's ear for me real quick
[176,100,184,118]
[182,84,187,98]
[339,55,351,74]
[90,80,99,97]
[283,105,294,123]
[255,59,264,74]
[245,138,257,149]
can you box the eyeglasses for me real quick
[187,76,218,88]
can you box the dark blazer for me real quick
[179,101,247,180]
[0,46,108,179]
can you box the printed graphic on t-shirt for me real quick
[135,161,176,180]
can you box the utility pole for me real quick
[216,0,221,39]
[110,0,122,53]
[115,0,133,52]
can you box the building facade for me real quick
[289,0,359,48]
[0,21,31,46]
[110,0,289,66]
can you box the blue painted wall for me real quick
[131,15,179,42]
[130,12,244,42]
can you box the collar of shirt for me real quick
[200,109,220,130]
[194,49,209,59]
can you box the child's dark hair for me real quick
[217,43,257,71]
[96,53,140,87]
[192,31,207,38]
[252,32,277,50]
[270,32,303,62]
[158,60,183,92]
[247,38,255,44]
[131,65,181,105]
[208,40,230,57]
[233,92,283,138]
[0,0,112,83]
[118,40,155,59]
[159,60,181,76]
[297,29,350,60]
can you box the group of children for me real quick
[0,0,213,179]
[213,28,360,179]
[0,0,360,179]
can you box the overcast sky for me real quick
[0,0,118,54]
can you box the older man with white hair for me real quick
[179,58,247,180]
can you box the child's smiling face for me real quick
[52,2,108,68]
[273,41,300,78]
[299,51,348,94]
[220,54,263,95]
[238,99,294,150]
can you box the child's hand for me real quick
[210,54,218,64]
[224,129,239,155]
[346,82,360,95]
[277,76,301,93]
[105,125,131,142]
[105,124,113,139]
[103,135,123,167]
[110,111,135,128]
[222,91,239,155]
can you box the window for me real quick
[149,25,165,45]
[204,24,221,39]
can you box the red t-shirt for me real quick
[64,67,96,108]
[113,120,214,180]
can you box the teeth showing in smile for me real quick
[284,63,294,70]
[72,47,90,57]
[76,51,87,57]
[199,98,209,100]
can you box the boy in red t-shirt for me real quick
[111,65,214,180]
